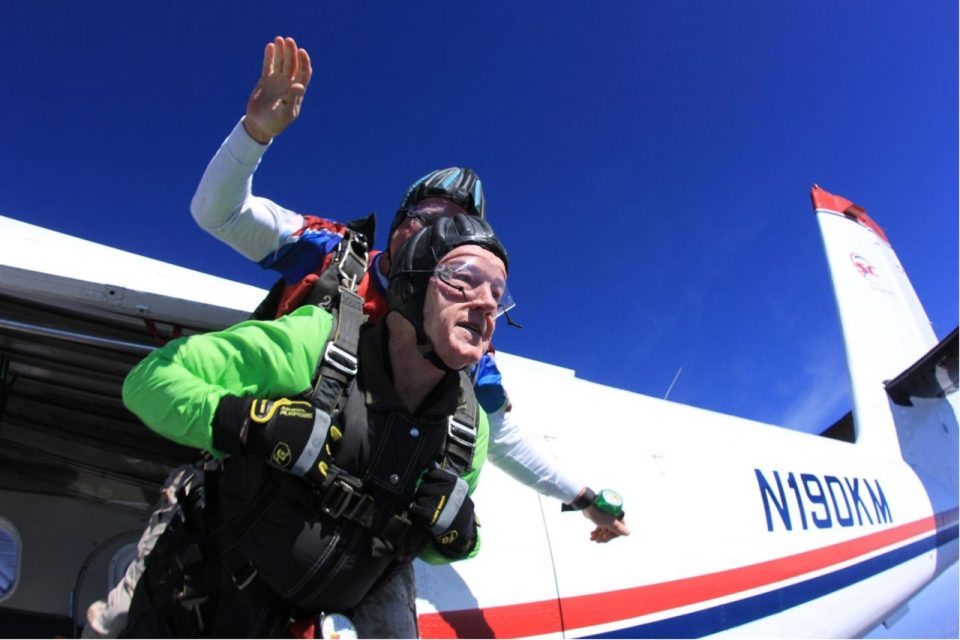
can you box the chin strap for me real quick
[416,334,457,373]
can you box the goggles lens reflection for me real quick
[433,258,515,319]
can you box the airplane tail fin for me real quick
[812,185,939,454]
[812,185,958,571]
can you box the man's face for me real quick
[388,198,469,261]
[422,245,507,370]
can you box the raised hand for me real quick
[244,36,313,144]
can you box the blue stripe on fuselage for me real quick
[582,521,958,638]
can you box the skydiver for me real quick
[83,35,627,639]
[119,216,507,637]
[196,34,628,543]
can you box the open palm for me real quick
[245,36,312,143]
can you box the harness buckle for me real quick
[320,480,354,519]
[318,470,368,519]
[447,416,477,448]
[338,233,368,290]
[444,415,477,474]
[323,341,359,377]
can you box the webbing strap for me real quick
[199,232,372,594]
[304,231,369,311]
[203,463,281,591]
[307,231,367,416]
[443,372,479,474]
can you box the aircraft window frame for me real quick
[0,517,22,603]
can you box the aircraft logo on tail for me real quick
[850,252,880,283]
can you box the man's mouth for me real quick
[457,321,484,339]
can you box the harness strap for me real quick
[443,372,479,475]
[206,227,482,568]
[203,461,282,592]
[304,230,369,311]
[307,230,367,419]
[201,232,372,587]
[308,375,479,557]
[309,288,363,416]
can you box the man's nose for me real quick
[469,285,498,314]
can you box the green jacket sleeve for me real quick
[122,306,333,455]
[418,407,489,565]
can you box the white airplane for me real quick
[0,186,955,638]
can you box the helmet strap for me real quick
[415,327,457,373]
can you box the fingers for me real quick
[272,36,283,76]
[590,526,616,543]
[296,48,313,89]
[613,518,631,536]
[589,521,628,543]
[261,41,275,80]
[263,36,296,79]
[249,36,310,137]
[281,36,301,79]
[583,505,630,542]
[263,36,311,84]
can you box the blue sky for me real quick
[1,1,956,636]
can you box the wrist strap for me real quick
[561,487,596,512]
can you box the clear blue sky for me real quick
[1,1,956,636]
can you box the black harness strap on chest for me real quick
[443,371,479,476]
[203,231,371,593]
[314,379,479,558]
[304,229,368,420]
[207,224,481,569]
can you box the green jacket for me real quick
[122,304,488,564]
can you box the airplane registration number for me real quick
[755,469,892,532]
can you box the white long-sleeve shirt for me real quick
[190,118,583,503]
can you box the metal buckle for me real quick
[447,416,476,448]
[320,479,357,519]
[324,341,358,377]
[338,234,368,290]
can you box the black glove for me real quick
[213,395,340,484]
[408,468,478,558]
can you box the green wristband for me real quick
[594,489,625,518]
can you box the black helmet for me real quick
[388,214,508,369]
[389,167,486,239]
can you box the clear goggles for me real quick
[406,256,516,320]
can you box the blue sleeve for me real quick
[258,228,344,284]
[471,353,508,413]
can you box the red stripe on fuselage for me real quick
[417,515,935,638]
